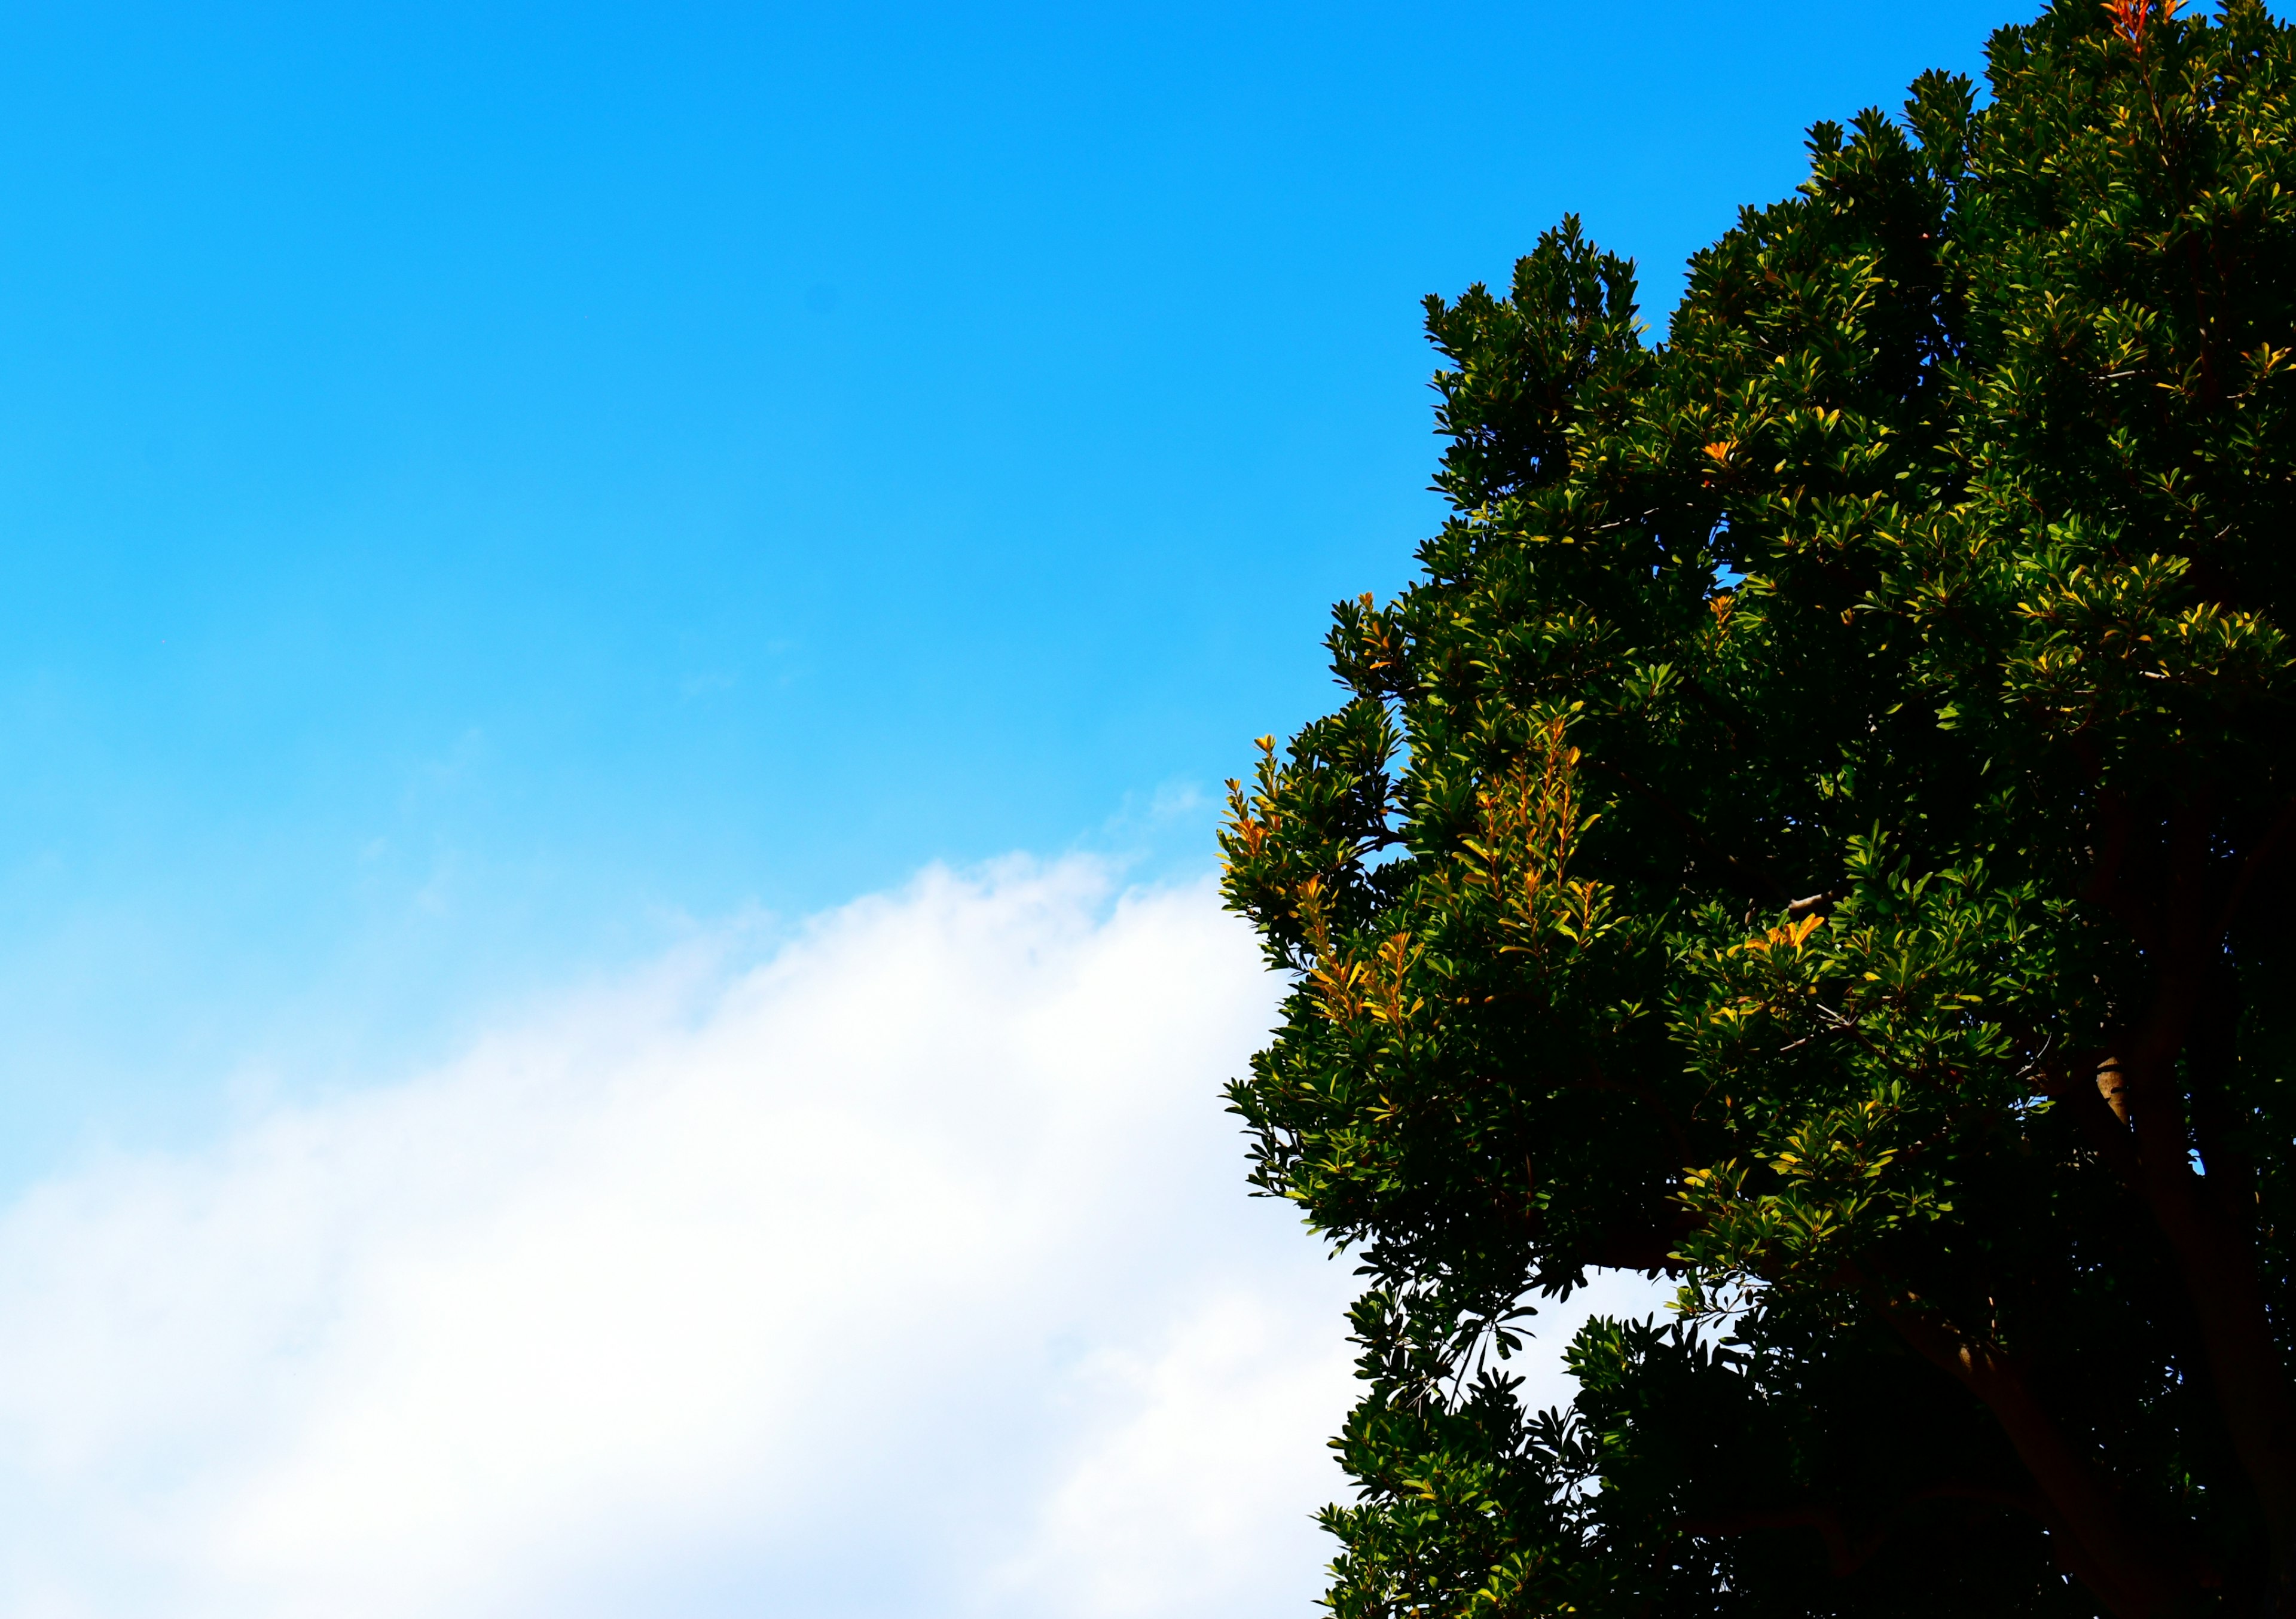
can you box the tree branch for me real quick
[1864,1287,2188,1618]
[1678,1503,1880,1578]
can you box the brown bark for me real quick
[2115,1036,2296,1604]
[2106,801,2296,1611]
[1678,1504,1880,1578]
[1873,1294,2188,1618]
[2094,795,2296,1607]
[1681,1480,2107,1600]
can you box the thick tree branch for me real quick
[2083,786,2161,952]
[2112,798,2296,1600]
[1866,1290,2189,1618]
[1681,1481,2057,1581]
[1678,1503,1881,1578]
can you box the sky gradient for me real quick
[0,2,2060,1612]
[0,0,2023,1168]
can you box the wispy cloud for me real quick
[0,858,1360,1618]
[0,855,1665,1617]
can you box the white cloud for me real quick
[0,859,1352,1618]
[0,856,1663,1619]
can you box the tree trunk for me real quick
[1876,1297,2188,1618]
[2114,806,2296,1612]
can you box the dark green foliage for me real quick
[1219,4,2296,1614]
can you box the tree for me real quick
[1218,3,2296,1614]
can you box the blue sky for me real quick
[0,3,2040,1612]
[0,0,2020,1171]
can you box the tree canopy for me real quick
[1219,2,2296,1614]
